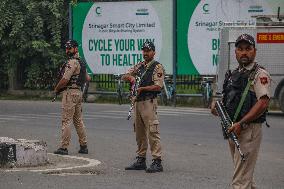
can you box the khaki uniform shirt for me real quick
[243,62,271,100]
[63,58,80,81]
[126,60,165,88]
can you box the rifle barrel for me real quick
[215,101,246,161]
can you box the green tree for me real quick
[0,0,69,90]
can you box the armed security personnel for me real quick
[54,40,91,155]
[122,41,165,173]
[211,34,271,189]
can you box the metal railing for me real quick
[89,74,204,94]
[87,74,218,106]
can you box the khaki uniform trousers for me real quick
[61,88,87,149]
[229,123,262,189]
[134,98,162,159]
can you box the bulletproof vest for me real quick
[137,61,160,99]
[222,64,266,123]
[67,57,87,88]
[55,61,68,93]
[57,61,67,81]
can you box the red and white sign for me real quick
[257,33,284,43]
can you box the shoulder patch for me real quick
[153,63,164,78]
[260,77,268,85]
[254,67,270,81]
[157,73,163,78]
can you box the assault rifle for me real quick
[51,92,60,102]
[215,101,245,161]
[82,81,89,102]
[127,75,141,120]
[51,81,67,101]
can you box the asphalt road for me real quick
[0,100,283,189]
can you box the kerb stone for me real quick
[0,137,48,168]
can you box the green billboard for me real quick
[177,0,284,75]
[72,1,173,75]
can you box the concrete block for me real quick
[0,137,48,168]
[0,143,16,168]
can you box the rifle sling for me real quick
[233,65,259,122]
[233,80,252,122]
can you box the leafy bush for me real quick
[0,0,69,89]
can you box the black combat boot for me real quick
[78,145,88,154]
[146,158,163,173]
[54,148,68,155]
[125,156,147,170]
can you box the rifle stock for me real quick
[52,92,59,102]
[215,101,245,161]
[51,88,66,102]
[82,81,89,102]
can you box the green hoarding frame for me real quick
[177,0,199,75]
[72,3,94,74]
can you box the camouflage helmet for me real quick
[65,39,78,49]
[235,34,255,47]
[141,41,155,51]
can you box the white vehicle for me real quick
[217,16,284,112]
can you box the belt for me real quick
[136,95,156,102]
[67,86,80,90]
